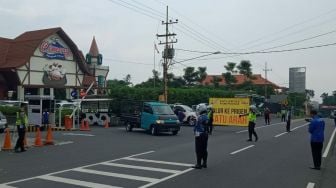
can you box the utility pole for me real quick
[156,6,178,103]
[263,62,272,102]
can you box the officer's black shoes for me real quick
[202,164,207,168]
[192,165,202,169]
[310,166,321,170]
[246,139,252,142]
[21,149,27,152]
[255,137,258,142]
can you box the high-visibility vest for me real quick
[16,112,28,127]
[248,113,257,123]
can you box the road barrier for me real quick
[33,128,43,147]
[44,126,54,145]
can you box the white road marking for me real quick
[63,133,95,137]
[306,182,315,188]
[101,162,181,173]
[124,157,193,167]
[73,168,159,182]
[230,145,255,155]
[0,151,154,186]
[274,123,308,138]
[139,168,194,188]
[55,141,74,146]
[0,185,16,188]
[236,119,305,133]
[323,127,336,158]
[274,132,288,138]
[38,175,122,188]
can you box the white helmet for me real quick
[196,103,208,114]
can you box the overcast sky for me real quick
[1,0,336,102]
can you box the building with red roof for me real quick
[202,74,280,89]
[0,27,109,100]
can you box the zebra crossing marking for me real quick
[0,150,194,188]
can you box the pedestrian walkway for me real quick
[0,151,194,188]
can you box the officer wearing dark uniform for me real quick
[192,104,209,169]
[14,106,28,152]
[207,105,214,135]
[240,106,258,142]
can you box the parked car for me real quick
[172,104,197,126]
[0,111,8,133]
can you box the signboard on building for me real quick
[209,98,250,126]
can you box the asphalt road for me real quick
[0,117,335,188]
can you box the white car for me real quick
[173,104,197,126]
[0,111,8,133]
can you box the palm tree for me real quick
[196,67,207,84]
[211,76,222,88]
[237,60,253,80]
[223,62,237,89]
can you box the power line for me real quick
[105,58,153,66]
[239,7,336,48]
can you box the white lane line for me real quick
[274,123,308,138]
[63,133,95,137]
[230,145,255,155]
[274,132,288,138]
[236,119,305,133]
[0,185,16,188]
[101,162,180,174]
[38,175,122,188]
[55,141,74,146]
[0,151,154,186]
[139,168,194,188]
[124,158,193,167]
[306,182,315,188]
[323,127,336,158]
[73,168,158,183]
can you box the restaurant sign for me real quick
[39,38,72,60]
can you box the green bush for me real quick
[0,106,20,115]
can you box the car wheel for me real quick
[125,122,133,132]
[0,128,4,133]
[172,130,178,135]
[151,125,157,136]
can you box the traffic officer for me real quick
[239,106,258,142]
[14,105,28,152]
[308,110,325,170]
[207,105,214,135]
[192,104,209,169]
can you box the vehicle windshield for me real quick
[152,105,175,115]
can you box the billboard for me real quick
[209,98,250,126]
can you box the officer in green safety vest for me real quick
[239,106,259,142]
[14,105,28,152]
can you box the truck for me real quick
[119,101,180,135]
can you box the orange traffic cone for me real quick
[80,120,90,131]
[44,126,54,145]
[34,127,43,147]
[104,120,109,128]
[1,128,12,151]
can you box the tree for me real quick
[195,67,207,84]
[320,92,329,101]
[237,60,253,80]
[123,74,132,86]
[211,76,222,88]
[183,67,197,86]
[223,62,237,89]
[224,62,237,74]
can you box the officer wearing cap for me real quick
[192,104,209,169]
[239,106,258,142]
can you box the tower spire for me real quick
[89,36,99,57]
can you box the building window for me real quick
[25,88,38,95]
[44,88,50,95]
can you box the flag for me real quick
[154,43,160,54]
